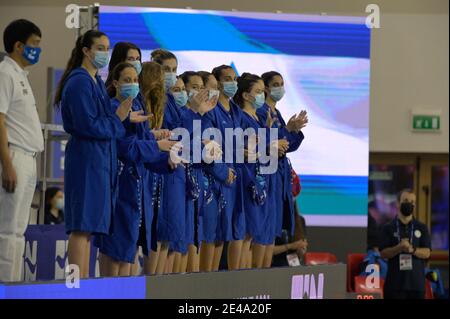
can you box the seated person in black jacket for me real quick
[44,187,64,225]
[272,198,307,267]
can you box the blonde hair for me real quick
[139,62,166,129]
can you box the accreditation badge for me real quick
[399,254,413,271]
[287,253,301,267]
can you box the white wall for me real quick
[370,13,449,153]
[0,0,448,153]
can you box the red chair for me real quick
[425,280,434,299]
[354,275,384,298]
[303,252,338,266]
[347,253,365,292]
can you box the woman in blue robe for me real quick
[94,62,176,277]
[256,71,308,266]
[54,30,130,278]
[196,71,226,272]
[178,71,219,273]
[149,49,189,275]
[234,73,280,269]
[204,65,246,270]
[165,74,219,274]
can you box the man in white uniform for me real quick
[0,19,44,282]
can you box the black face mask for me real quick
[400,202,414,216]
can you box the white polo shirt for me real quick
[0,56,44,153]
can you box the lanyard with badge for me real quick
[397,218,414,271]
[287,252,301,267]
[281,230,301,267]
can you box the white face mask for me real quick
[208,89,220,99]
[188,89,199,100]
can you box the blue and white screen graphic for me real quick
[99,6,371,227]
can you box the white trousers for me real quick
[0,145,36,282]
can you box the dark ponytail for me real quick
[53,30,107,107]
[234,72,261,108]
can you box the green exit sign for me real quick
[412,115,440,131]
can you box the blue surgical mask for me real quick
[222,81,238,98]
[270,86,285,102]
[131,60,142,75]
[251,93,265,109]
[172,90,188,107]
[164,72,177,90]
[55,198,64,211]
[92,51,110,69]
[120,83,139,100]
[22,45,41,65]
[209,89,220,100]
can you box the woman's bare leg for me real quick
[199,242,215,272]
[212,242,224,271]
[262,244,274,268]
[180,253,188,273]
[240,235,252,269]
[251,243,266,269]
[67,231,91,279]
[83,238,91,278]
[144,242,161,275]
[118,262,131,277]
[172,252,182,273]
[130,251,140,276]
[187,244,199,273]
[99,253,120,277]
[165,252,175,274]
[247,249,253,269]
[227,240,243,270]
[99,252,107,277]
[155,241,169,275]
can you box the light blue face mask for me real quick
[55,198,64,211]
[130,60,142,75]
[164,72,177,90]
[22,45,41,65]
[251,93,265,109]
[92,51,110,69]
[222,81,238,98]
[172,90,188,107]
[209,89,220,100]
[120,83,139,100]
[270,86,285,102]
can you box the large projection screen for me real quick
[99,6,371,227]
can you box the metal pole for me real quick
[39,126,48,225]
